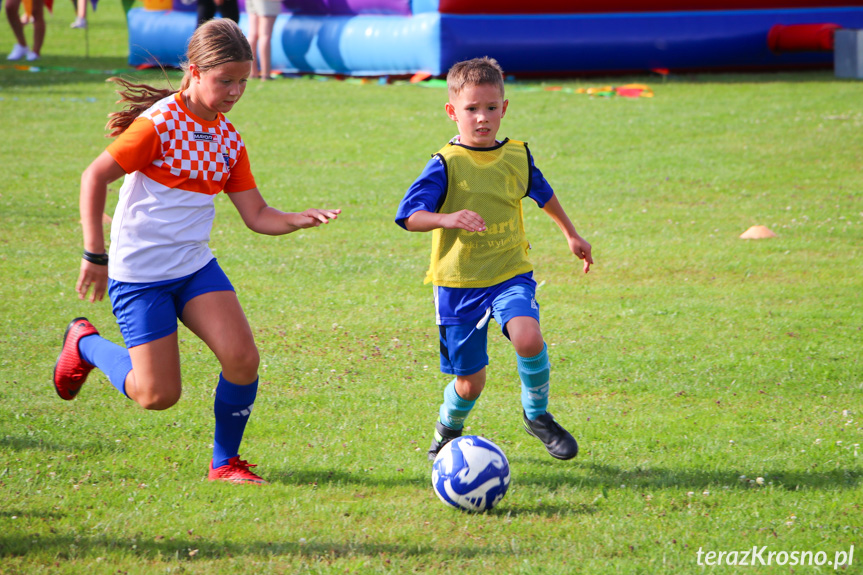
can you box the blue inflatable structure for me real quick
[127,0,863,75]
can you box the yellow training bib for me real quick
[425,139,534,288]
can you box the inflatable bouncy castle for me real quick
[127,0,863,76]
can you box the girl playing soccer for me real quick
[53,19,340,484]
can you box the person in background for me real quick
[197,0,239,27]
[5,0,44,61]
[247,0,281,80]
[70,0,87,29]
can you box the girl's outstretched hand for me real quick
[76,260,109,302]
[296,208,341,228]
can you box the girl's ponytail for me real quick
[105,76,174,137]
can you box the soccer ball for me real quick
[432,435,510,512]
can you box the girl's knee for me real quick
[135,388,181,411]
[126,370,181,410]
[221,344,260,382]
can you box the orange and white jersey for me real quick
[105,92,256,283]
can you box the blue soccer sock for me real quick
[439,378,477,431]
[78,334,133,397]
[517,343,550,421]
[212,374,258,468]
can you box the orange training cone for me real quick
[739,225,776,239]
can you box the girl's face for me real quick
[187,60,252,120]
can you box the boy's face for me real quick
[445,83,508,148]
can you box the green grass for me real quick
[1,2,861,573]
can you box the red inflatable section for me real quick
[768,23,841,52]
[438,0,863,15]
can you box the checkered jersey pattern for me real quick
[144,98,244,195]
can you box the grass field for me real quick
[1,2,861,573]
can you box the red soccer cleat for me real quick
[53,317,99,400]
[208,456,268,484]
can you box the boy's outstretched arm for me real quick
[541,194,593,273]
[405,210,486,233]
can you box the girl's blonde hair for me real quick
[105,19,253,137]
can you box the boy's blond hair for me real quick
[446,57,505,98]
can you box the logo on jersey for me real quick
[193,132,215,142]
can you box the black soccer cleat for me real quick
[522,410,578,460]
[427,420,462,462]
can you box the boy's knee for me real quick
[505,316,544,357]
[456,371,486,400]
[511,330,545,358]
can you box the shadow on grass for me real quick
[269,467,428,489]
[266,458,860,494]
[0,57,177,89]
[543,68,853,86]
[0,435,124,454]
[648,69,849,85]
[5,435,857,492]
[492,501,601,517]
[510,458,861,491]
[0,510,64,520]
[0,533,507,562]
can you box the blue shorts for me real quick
[108,258,234,348]
[438,282,540,376]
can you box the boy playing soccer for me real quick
[395,57,593,462]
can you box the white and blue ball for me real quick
[432,435,510,512]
